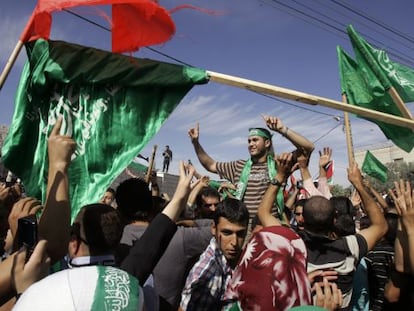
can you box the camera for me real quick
[17,215,38,262]
[297,180,304,189]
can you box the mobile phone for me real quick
[17,215,38,262]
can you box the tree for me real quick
[366,161,414,193]
[330,184,352,197]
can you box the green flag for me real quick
[347,25,414,102]
[128,160,148,175]
[362,150,388,183]
[337,45,414,152]
[2,39,208,221]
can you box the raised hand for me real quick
[275,152,294,181]
[262,115,284,132]
[188,122,200,143]
[389,180,414,229]
[313,277,343,310]
[12,240,51,294]
[319,147,332,168]
[47,117,76,170]
[347,162,363,187]
[8,197,42,241]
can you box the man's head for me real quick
[293,199,307,231]
[330,196,356,218]
[115,178,152,223]
[211,198,249,267]
[69,203,123,258]
[195,186,221,219]
[248,128,273,160]
[100,188,115,206]
[303,196,336,235]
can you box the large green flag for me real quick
[347,25,414,102]
[337,46,414,152]
[362,150,388,183]
[2,39,208,221]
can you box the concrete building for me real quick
[0,125,8,151]
[354,141,414,166]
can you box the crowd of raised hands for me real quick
[0,115,413,311]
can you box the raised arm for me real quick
[297,153,322,198]
[317,147,333,199]
[363,178,388,211]
[263,115,314,155]
[121,161,195,284]
[389,180,414,273]
[258,153,293,227]
[188,122,217,173]
[349,162,387,251]
[38,117,76,263]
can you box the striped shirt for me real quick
[364,241,394,311]
[180,237,232,311]
[216,160,277,218]
[299,231,368,310]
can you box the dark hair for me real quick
[384,213,399,244]
[359,216,371,230]
[115,178,152,222]
[334,214,356,236]
[213,198,249,227]
[196,186,221,209]
[330,196,356,218]
[251,215,262,230]
[303,196,336,234]
[106,188,116,196]
[294,199,307,212]
[73,203,123,255]
[385,195,395,208]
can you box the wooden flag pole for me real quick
[145,145,157,183]
[342,95,355,165]
[388,86,413,119]
[207,70,414,130]
[0,10,36,91]
[0,41,24,90]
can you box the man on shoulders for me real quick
[188,115,313,224]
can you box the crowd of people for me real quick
[0,115,413,310]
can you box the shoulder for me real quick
[344,234,368,258]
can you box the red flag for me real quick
[21,0,175,53]
[325,160,334,185]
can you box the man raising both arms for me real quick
[188,115,314,228]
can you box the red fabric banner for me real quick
[21,0,175,53]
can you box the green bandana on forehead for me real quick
[249,128,272,140]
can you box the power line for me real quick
[62,7,343,122]
[260,0,414,66]
[257,0,344,39]
[253,91,340,118]
[63,8,192,67]
[313,122,342,144]
[61,5,390,146]
[331,0,414,46]
[317,0,414,52]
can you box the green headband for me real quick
[248,128,272,140]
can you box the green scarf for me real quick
[235,155,285,218]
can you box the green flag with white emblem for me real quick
[2,39,208,221]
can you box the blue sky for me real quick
[1,0,414,186]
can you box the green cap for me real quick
[248,127,272,140]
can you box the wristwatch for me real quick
[270,179,286,187]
